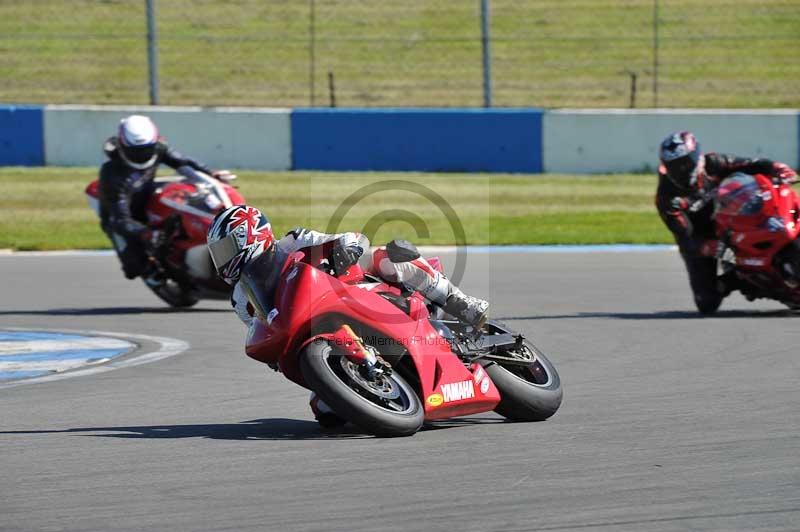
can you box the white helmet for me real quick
[117,115,159,170]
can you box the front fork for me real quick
[331,325,392,380]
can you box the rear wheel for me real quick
[300,339,423,437]
[483,339,563,422]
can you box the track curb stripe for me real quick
[0,329,190,389]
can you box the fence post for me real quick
[309,0,316,107]
[480,0,492,108]
[652,0,659,108]
[328,71,336,107]
[146,0,159,105]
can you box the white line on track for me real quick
[0,358,114,372]
[0,328,190,390]
[0,337,134,355]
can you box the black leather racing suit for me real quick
[98,137,213,279]
[655,153,797,312]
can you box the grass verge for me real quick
[0,167,672,250]
[0,1,797,108]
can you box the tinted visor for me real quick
[664,152,700,187]
[121,143,157,165]
[208,232,242,274]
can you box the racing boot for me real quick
[443,286,489,329]
[376,240,490,328]
[309,393,347,428]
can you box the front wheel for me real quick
[143,278,198,308]
[300,339,424,437]
[483,340,563,422]
[694,292,722,315]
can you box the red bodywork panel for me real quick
[245,252,500,421]
[85,180,100,199]
[146,180,245,251]
[714,173,800,300]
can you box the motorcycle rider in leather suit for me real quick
[98,115,230,286]
[655,131,797,314]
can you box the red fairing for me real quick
[146,181,244,244]
[85,181,102,215]
[85,181,100,199]
[714,173,800,302]
[147,180,243,284]
[245,251,501,421]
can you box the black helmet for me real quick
[659,131,702,191]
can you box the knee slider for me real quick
[386,239,420,263]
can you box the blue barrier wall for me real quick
[0,105,44,166]
[3,105,797,172]
[291,108,544,173]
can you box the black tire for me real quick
[300,339,424,437]
[678,247,723,315]
[694,292,722,315]
[483,340,563,422]
[143,279,198,308]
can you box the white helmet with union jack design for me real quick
[207,205,275,284]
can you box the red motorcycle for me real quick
[243,246,563,437]
[86,167,246,307]
[711,172,800,308]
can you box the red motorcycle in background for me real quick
[243,246,563,437]
[86,167,246,307]
[709,172,800,308]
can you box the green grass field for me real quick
[0,1,797,108]
[0,168,672,250]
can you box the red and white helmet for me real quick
[117,115,159,170]
[207,205,275,284]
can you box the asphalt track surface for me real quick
[1,251,798,532]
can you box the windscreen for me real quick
[715,174,764,217]
[174,166,226,212]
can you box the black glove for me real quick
[670,196,690,211]
[674,194,712,214]
[145,216,181,254]
[143,229,169,256]
[331,243,363,276]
